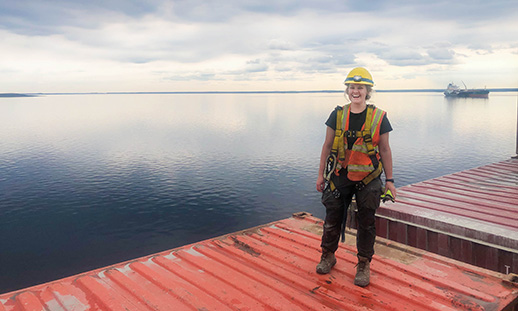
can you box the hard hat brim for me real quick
[343,79,374,86]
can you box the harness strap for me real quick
[337,108,346,165]
[354,106,383,189]
[325,106,346,194]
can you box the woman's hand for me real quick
[316,175,326,192]
[384,181,397,200]
[379,132,396,201]
[317,127,335,192]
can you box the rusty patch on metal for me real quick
[461,270,487,284]
[450,296,483,311]
[373,241,421,265]
[502,273,518,288]
[243,227,265,237]
[230,236,261,257]
[440,290,485,311]
[292,211,313,218]
[300,223,323,236]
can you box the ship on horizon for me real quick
[444,82,489,98]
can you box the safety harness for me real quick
[323,104,383,193]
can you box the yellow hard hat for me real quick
[343,67,374,86]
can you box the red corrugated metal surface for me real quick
[1,213,517,310]
[376,158,518,274]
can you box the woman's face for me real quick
[347,83,368,104]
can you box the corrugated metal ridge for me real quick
[375,159,518,274]
[378,159,518,248]
[1,213,517,311]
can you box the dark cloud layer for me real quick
[2,0,516,34]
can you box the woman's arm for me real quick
[378,132,396,198]
[316,126,335,192]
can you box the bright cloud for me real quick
[0,0,517,92]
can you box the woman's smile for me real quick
[348,84,367,104]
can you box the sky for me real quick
[1,0,517,92]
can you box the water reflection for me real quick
[0,92,516,293]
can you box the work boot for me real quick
[316,252,336,274]
[354,256,370,287]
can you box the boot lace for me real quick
[355,260,367,272]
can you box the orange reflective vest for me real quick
[331,104,386,182]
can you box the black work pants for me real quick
[320,175,382,260]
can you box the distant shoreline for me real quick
[0,93,36,97]
[2,88,517,97]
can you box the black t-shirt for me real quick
[325,106,392,149]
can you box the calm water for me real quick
[0,92,516,293]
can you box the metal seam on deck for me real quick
[446,174,517,188]
[153,252,261,310]
[198,242,329,311]
[210,238,354,310]
[402,187,517,212]
[420,178,518,198]
[124,262,195,310]
[394,196,515,229]
[176,249,296,311]
[432,176,516,193]
[130,260,230,310]
[410,182,518,205]
[400,188,518,218]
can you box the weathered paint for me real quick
[1,213,517,310]
[376,158,518,275]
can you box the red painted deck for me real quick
[376,158,518,274]
[1,213,517,310]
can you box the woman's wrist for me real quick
[385,178,395,183]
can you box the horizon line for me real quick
[1,88,518,97]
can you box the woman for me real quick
[315,67,396,287]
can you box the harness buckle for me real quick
[323,154,337,181]
[332,188,341,199]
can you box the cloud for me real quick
[426,47,457,63]
[244,59,268,73]
[377,49,428,66]
[268,39,297,51]
[0,0,517,91]
[165,72,219,81]
[0,1,156,36]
